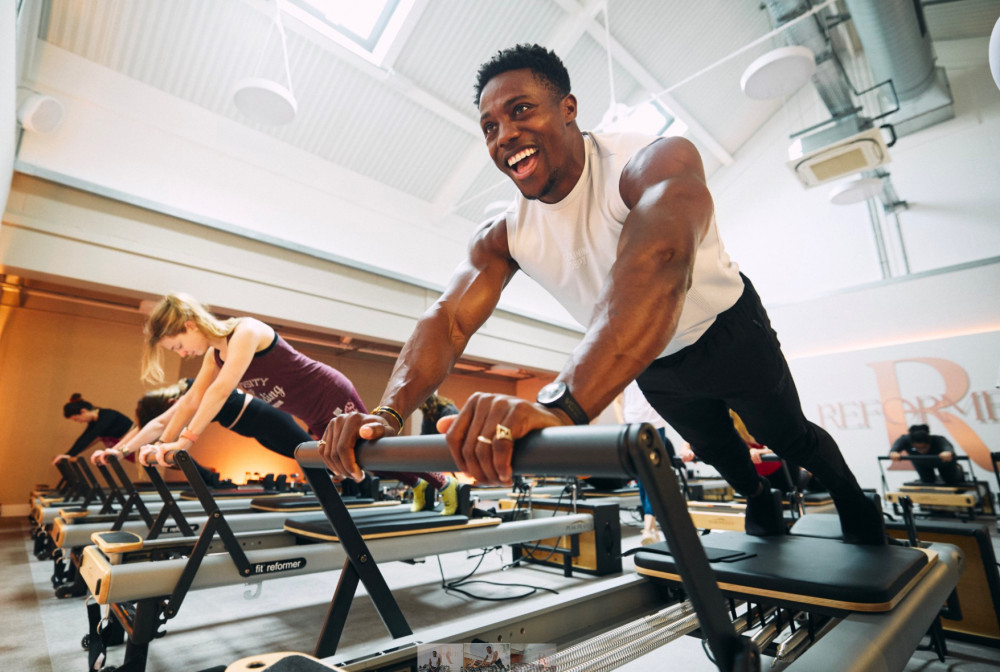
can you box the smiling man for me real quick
[320,44,886,545]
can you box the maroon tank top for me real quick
[214,333,365,437]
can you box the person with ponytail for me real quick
[138,293,458,513]
[57,394,133,466]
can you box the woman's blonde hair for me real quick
[141,293,239,383]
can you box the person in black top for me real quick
[890,424,965,485]
[57,393,133,465]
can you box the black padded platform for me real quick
[250,495,321,511]
[802,492,833,506]
[793,513,1000,645]
[583,486,639,497]
[789,513,845,539]
[634,532,934,614]
[285,509,496,540]
[248,495,389,511]
[902,479,973,488]
[179,487,276,500]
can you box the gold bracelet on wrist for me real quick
[371,405,404,430]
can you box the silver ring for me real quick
[476,435,493,445]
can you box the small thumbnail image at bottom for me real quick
[416,642,557,672]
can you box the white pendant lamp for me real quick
[740,45,816,100]
[990,17,1000,91]
[828,176,884,206]
[233,0,297,125]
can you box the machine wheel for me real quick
[81,634,91,650]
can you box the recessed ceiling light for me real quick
[740,45,816,100]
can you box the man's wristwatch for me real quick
[536,381,590,425]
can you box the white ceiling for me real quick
[17,0,1000,287]
[27,0,800,223]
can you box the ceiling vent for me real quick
[787,123,891,188]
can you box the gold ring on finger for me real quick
[476,435,493,445]
[495,424,513,441]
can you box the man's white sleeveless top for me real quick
[505,131,744,358]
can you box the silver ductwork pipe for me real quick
[842,0,936,101]
[763,0,856,118]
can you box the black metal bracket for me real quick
[300,461,413,658]
[100,459,156,530]
[626,424,760,672]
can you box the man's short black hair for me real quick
[474,43,571,107]
[908,424,931,444]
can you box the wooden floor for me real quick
[3,509,1000,672]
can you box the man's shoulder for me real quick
[587,131,659,159]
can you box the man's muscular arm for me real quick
[319,216,518,480]
[560,136,714,419]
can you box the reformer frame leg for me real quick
[302,463,413,658]
[315,561,362,658]
[627,425,761,672]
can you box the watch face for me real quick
[537,381,566,405]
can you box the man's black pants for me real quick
[636,274,866,509]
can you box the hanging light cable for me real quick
[598,1,631,131]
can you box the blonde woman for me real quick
[139,293,457,512]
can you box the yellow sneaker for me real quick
[439,477,459,516]
[410,479,428,513]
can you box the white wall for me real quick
[709,37,1000,305]
[0,1,15,218]
[1,174,584,373]
[709,37,1000,488]
[788,329,1000,491]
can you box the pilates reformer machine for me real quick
[78,441,620,672]
[54,451,400,599]
[221,424,963,672]
[878,454,996,520]
[40,453,338,599]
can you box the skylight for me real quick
[283,0,417,66]
[598,98,687,138]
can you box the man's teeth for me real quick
[507,148,537,167]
